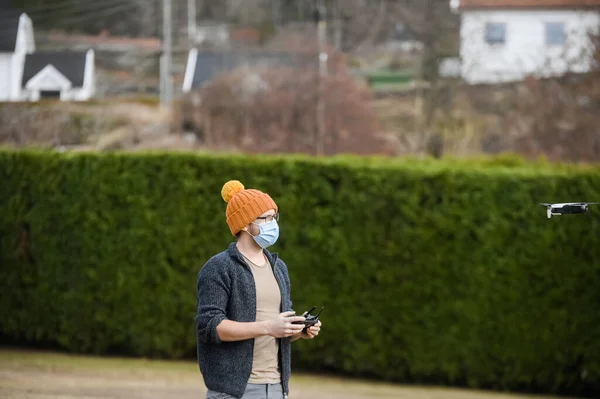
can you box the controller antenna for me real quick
[304,306,316,316]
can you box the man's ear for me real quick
[242,224,256,235]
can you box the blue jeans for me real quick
[206,383,286,399]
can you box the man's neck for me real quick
[236,235,264,261]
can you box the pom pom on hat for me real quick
[221,180,245,203]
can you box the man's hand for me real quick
[265,311,306,338]
[302,320,321,339]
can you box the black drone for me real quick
[540,202,598,219]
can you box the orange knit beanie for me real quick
[221,180,278,236]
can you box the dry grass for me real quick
[0,348,579,399]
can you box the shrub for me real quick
[507,33,600,162]
[0,150,599,397]
[178,63,388,155]
[0,102,127,148]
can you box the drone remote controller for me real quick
[292,306,323,333]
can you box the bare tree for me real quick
[507,32,600,162]
[178,62,388,156]
[320,0,459,156]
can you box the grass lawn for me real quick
[0,347,579,399]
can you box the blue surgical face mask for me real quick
[250,219,280,249]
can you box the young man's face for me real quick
[246,209,278,236]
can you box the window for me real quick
[40,90,60,99]
[485,23,506,45]
[545,22,566,45]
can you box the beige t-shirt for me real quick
[245,255,282,384]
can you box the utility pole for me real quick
[315,0,327,156]
[161,0,173,105]
[271,0,281,28]
[188,0,196,44]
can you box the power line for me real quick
[2,0,126,19]
[0,1,137,29]
[21,0,116,13]
[38,3,138,25]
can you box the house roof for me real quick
[191,51,296,89]
[22,51,88,87]
[459,0,600,9]
[0,9,22,52]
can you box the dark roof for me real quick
[22,51,88,87]
[0,8,22,52]
[191,51,297,89]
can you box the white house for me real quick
[454,0,600,84]
[190,21,230,47]
[0,8,95,101]
[0,9,35,101]
[20,50,96,101]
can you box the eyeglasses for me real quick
[255,213,279,224]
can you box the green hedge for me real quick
[1,150,599,396]
[367,70,414,85]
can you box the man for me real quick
[196,180,322,399]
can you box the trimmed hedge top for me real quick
[1,149,599,397]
